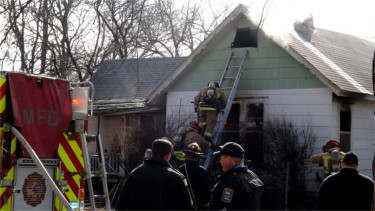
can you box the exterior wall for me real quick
[165,14,375,193]
[167,88,374,190]
[87,115,124,153]
[350,100,374,178]
[170,17,325,92]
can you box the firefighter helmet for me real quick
[323,140,340,152]
[208,81,220,88]
[184,142,203,155]
[189,121,201,130]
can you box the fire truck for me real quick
[0,72,105,210]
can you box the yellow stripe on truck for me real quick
[65,133,84,167]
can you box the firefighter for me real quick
[194,81,227,141]
[172,121,214,168]
[310,140,345,180]
[178,142,211,210]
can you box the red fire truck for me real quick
[0,72,98,210]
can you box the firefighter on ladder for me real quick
[194,81,227,142]
[172,121,214,168]
[310,140,345,181]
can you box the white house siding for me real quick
[350,100,374,178]
[166,91,199,128]
[167,87,375,192]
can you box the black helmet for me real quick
[184,142,203,156]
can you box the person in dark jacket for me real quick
[210,142,263,210]
[316,151,374,210]
[178,142,211,209]
[116,138,192,210]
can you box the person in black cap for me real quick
[116,138,192,210]
[209,142,264,210]
[178,142,211,210]
[316,151,374,210]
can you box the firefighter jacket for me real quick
[178,161,211,209]
[184,128,211,149]
[194,87,227,111]
[316,168,374,210]
[310,150,345,176]
[210,166,264,210]
[116,157,192,210]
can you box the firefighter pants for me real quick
[198,109,217,140]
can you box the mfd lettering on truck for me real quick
[23,108,59,126]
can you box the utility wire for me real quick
[256,0,270,33]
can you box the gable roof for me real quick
[290,19,374,97]
[91,57,185,114]
[148,4,375,105]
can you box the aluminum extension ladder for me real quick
[81,134,111,211]
[203,50,248,169]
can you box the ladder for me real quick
[204,50,248,169]
[81,134,111,211]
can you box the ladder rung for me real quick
[223,76,236,80]
[91,172,101,176]
[231,66,240,68]
[89,153,99,157]
[231,55,239,58]
[94,195,107,199]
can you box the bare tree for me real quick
[92,0,147,59]
[0,0,230,80]
[254,115,316,209]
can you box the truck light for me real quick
[71,87,89,120]
[79,189,85,200]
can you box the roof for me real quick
[91,57,185,114]
[289,18,374,97]
[148,4,375,105]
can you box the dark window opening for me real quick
[340,110,351,152]
[221,103,240,142]
[243,103,264,161]
[340,111,351,132]
[231,27,258,48]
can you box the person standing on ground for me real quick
[210,142,263,210]
[316,151,374,210]
[310,140,345,180]
[116,138,192,210]
[178,142,211,209]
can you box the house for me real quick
[147,4,375,192]
[88,57,184,175]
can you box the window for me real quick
[231,27,258,48]
[221,104,240,142]
[340,110,351,152]
[243,103,264,161]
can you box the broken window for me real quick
[221,103,240,142]
[231,27,258,48]
[243,103,264,161]
[339,110,351,152]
